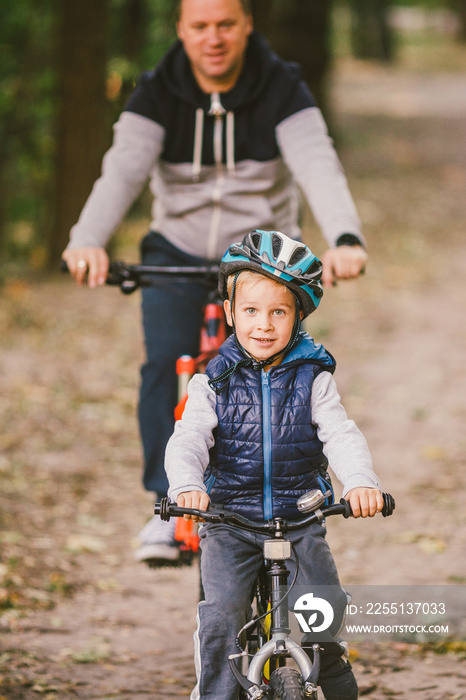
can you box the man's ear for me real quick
[224,299,233,327]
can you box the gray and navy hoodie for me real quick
[166,333,380,523]
[68,32,363,260]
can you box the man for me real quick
[63,0,367,564]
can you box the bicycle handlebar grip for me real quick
[382,492,395,517]
[156,497,172,521]
[339,498,353,518]
[60,260,69,273]
[340,492,395,518]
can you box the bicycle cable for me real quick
[234,542,300,654]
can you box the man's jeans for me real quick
[138,232,216,494]
[192,521,348,700]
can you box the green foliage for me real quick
[0,0,177,268]
[0,0,56,265]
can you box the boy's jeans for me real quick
[138,232,215,495]
[192,521,348,700]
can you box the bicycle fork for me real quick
[229,532,321,699]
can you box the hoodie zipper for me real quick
[205,92,226,259]
[261,369,273,520]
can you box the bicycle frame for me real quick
[154,493,395,699]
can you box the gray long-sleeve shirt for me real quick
[67,33,363,259]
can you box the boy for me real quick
[165,229,383,700]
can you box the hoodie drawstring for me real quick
[192,94,235,182]
[192,108,204,182]
[226,111,235,174]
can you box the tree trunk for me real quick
[50,0,109,266]
[251,0,333,121]
[349,0,394,62]
[454,0,466,41]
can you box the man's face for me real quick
[177,0,253,93]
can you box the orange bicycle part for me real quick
[172,297,227,556]
[174,517,200,553]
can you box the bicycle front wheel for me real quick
[269,667,309,700]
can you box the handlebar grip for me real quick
[339,498,353,519]
[340,492,395,518]
[60,260,69,273]
[381,492,395,517]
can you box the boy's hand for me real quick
[345,488,384,518]
[177,491,210,521]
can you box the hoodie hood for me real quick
[156,31,303,112]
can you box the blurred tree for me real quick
[50,0,176,264]
[348,0,394,61]
[0,0,55,265]
[251,0,333,119]
[50,0,109,265]
[452,0,466,40]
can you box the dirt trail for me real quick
[1,63,466,699]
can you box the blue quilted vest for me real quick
[204,333,336,522]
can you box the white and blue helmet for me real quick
[219,229,323,317]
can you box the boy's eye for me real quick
[246,308,256,314]
[273,309,285,316]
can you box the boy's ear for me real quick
[299,309,304,321]
[224,299,233,327]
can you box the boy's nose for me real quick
[256,315,273,331]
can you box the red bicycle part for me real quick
[174,517,200,553]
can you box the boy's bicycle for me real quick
[61,259,225,565]
[154,490,395,700]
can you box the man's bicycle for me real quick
[61,259,225,566]
[154,490,395,700]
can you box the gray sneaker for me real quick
[135,516,180,563]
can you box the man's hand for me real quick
[321,245,367,288]
[177,490,210,521]
[62,247,109,289]
[345,487,384,518]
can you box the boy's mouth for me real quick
[252,337,275,345]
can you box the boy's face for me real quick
[224,275,301,366]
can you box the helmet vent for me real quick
[251,232,262,251]
[288,247,307,267]
[271,234,283,259]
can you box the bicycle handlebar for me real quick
[154,493,395,535]
[60,260,221,294]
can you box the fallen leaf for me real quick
[65,534,106,553]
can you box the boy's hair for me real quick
[174,0,252,21]
[226,269,296,301]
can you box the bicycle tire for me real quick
[269,668,308,700]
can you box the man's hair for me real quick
[175,0,252,22]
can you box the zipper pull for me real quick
[208,92,226,117]
[261,369,269,386]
